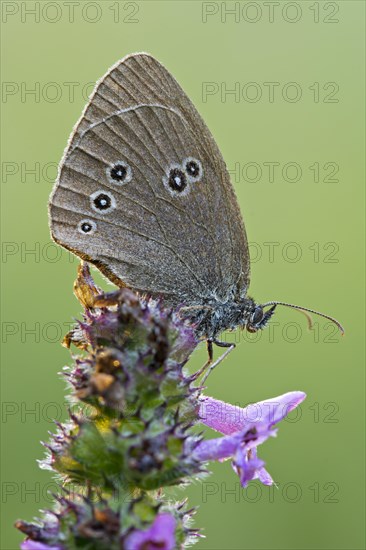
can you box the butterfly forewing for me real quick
[49,53,250,306]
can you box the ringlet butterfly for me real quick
[49,53,343,376]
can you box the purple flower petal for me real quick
[233,452,265,487]
[125,513,176,550]
[193,423,275,462]
[193,432,243,462]
[195,391,306,488]
[256,465,274,486]
[21,542,62,550]
[233,447,274,487]
[199,391,306,435]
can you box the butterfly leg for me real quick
[200,339,236,384]
[191,339,214,381]
[207,339,214,362]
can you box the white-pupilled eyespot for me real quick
[78,219,97,235]
[163,163,190,196]
[90,190,116,214]
[183,157,203,183]
[106,161,132,185]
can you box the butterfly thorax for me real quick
[179,296,258,340]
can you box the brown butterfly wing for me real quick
[49,53,250,306]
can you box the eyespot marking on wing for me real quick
[107,161,132,185]
[90,190,116,214]
[183,157,203,183]
[163,165,189,196]
[78,219,97,235]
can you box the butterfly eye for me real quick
[184,157,203,182]
[107,161,132,185]
[165,167,188,194]
[90,191,116,214]
[251,306,264,325]
[78,220,97,235]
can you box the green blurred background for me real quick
[1,1,365,548]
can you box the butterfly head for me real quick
[245,304,277,333]
[244,300,345,335]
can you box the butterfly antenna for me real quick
[296,308,314,330]
[261,301,345,335]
